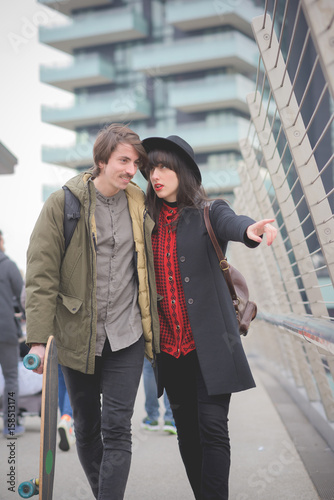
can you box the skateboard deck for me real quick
[18,336,58,499]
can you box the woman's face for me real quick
[149,163,179,203]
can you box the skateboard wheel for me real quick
[23,353,41,371]
[18,480,38,497]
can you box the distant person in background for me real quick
[141,357,176,434]
[57,365,76,451]
[0,230,24,437]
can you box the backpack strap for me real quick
[62,186,81,252]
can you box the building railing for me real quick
[232,0,334,450]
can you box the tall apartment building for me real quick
[38,0,262,196]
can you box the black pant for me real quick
[159,350,231,500]
[62,336,144,500]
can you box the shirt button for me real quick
[184,277,190,283]
[180,256,185,262]
[188,298,194,305]
[168,276,173,281]
[176,325,180,330]
[171,300,175,304]
[166,252,170,257]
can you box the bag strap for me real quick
[62,186,81,252]
[203,205,238,304]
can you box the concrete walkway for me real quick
[0,364,322,500]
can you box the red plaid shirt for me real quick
[152,203,196,358]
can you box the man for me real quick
[0,230,24,437]
[25,124,153,500]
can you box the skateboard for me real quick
[18,336,58,499]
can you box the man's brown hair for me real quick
[91,123,147,177]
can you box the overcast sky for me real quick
[0,0,75,273]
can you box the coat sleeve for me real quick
[210,200,260,248]
[8,260,24,306]
[25,190,65,345]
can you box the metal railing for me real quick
[233,0,334,449]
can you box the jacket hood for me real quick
[64,171,93,203]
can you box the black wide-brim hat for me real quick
[141,135,202,183]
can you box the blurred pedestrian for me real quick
[0,230,24,437]
[57,365,76,451]
[141,357,176,434]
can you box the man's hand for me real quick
[28,344,46,374]
[246,219,277,246]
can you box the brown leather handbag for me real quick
[204,205,257,336]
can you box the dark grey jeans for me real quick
[61,335,144,500]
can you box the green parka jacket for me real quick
[26,172,153,374]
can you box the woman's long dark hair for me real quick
[144,149,208,228]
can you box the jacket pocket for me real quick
[58,293,83,314]
[55,293,83,351]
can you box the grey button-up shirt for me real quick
[94,188,142,355]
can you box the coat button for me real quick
[166,252,170,257]
[176,325,180,330]
[184,277,190,283]
[188,298,194,305]
[168,276,173,281]
[180,256,186,262]
[171,300,175,304]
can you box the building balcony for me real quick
[168,74,254,114]
[41,92,151,130]
[0,142,17,175]
[132,32,258,76]
[40,53,115,91]
[43,116,248,169]
[39,6,148,54]
[37,0,112,17]
[172,117,249,154]
[42,141,94,169]
[165,0,262,37]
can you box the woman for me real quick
[141,135,277,500]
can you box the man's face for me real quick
[0,235,4,252]
[93,143,142,197]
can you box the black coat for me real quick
[145,200,258,396]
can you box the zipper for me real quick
[85,183,95,373]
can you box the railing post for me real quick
[301,0,334,99]
[251,14,334,289]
